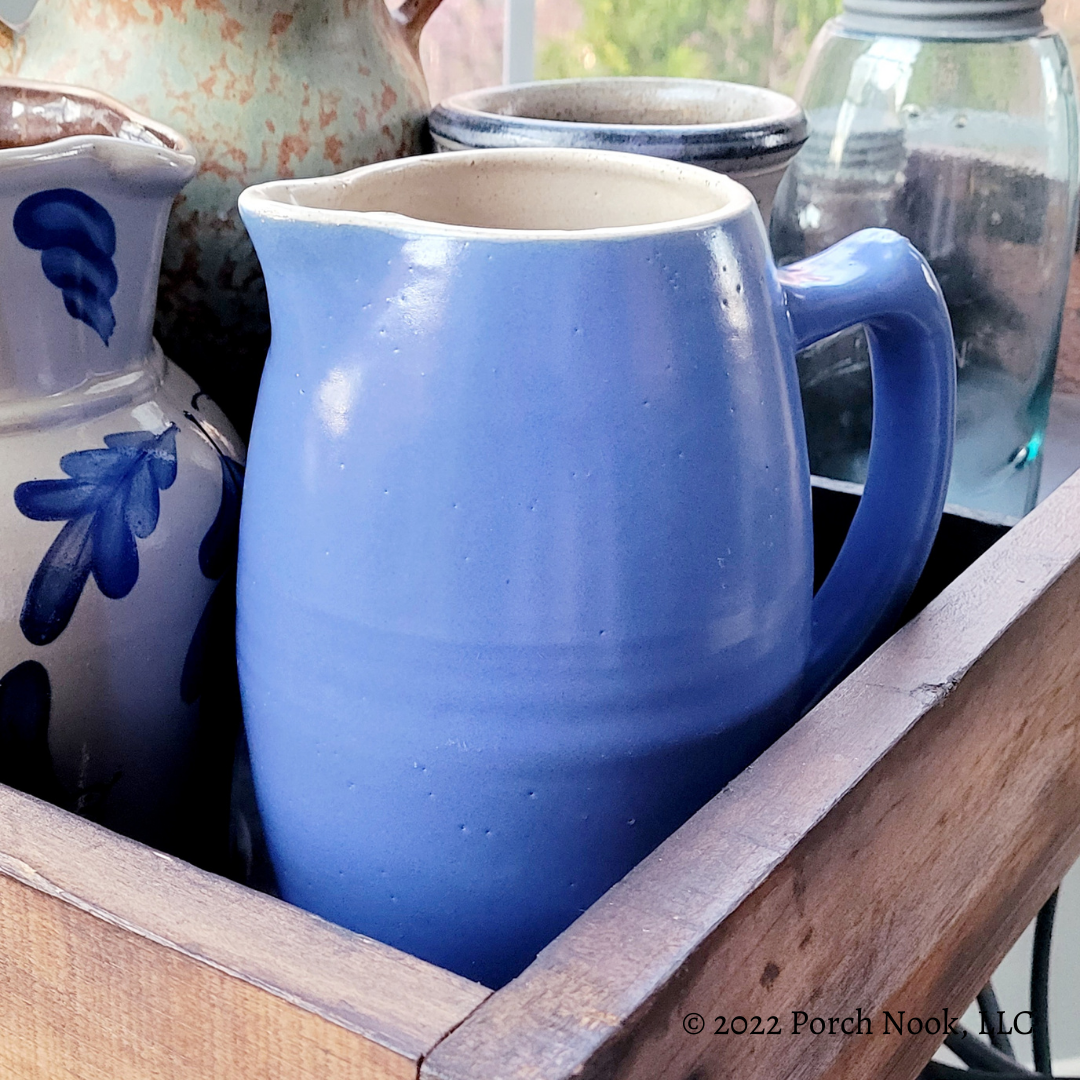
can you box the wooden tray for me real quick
[2,467,1079,1080]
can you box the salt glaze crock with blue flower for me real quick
[237,147,955,989]
[0,79,243,861]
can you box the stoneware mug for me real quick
[428,77,808,220]
[237,148,954,989]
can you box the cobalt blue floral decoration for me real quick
[14,188,118,344]
[14,425,179,646]
[0,660,66,805]
[0,659,123,815]
[181,395,244,704]
[0,80,245,859]
[198,452,245,582]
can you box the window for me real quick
[421,0,1080,105]
[421,0,846,102]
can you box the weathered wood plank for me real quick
[424,469,1080,1080]
[0,788,489,1080]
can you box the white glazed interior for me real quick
[242,148,752,236]
[447,76,804,129]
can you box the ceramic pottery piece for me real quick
[237,148,954,989]
[428,77,808,220]
[0,80,244,864]
[0,0,446,434]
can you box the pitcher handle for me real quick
[777,228,956,712]
[393,0,446,55]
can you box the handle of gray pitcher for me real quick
[777,228,956,713]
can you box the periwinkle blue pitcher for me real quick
[237,148,954,989]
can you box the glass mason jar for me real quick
[770,0,1080,519]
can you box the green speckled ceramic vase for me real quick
[0,0,445,433]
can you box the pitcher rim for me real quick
[238,147,758,243]
[0,76,197,180]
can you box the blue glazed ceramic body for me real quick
[237,149,954,988]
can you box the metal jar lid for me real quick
[840,0,1045,40]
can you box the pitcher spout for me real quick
[0,79,196,407]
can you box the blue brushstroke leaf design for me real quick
[14,188,118,344]
[181,576,227,705]
[200,454,245,580]
[0,660,66,804]
[0,661,121,812]
[181,400,244,705]
[15,425,179,646]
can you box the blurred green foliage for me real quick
[538,0,842,93]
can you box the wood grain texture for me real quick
[424,469,1080,1080]
[0,788,489,1080]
